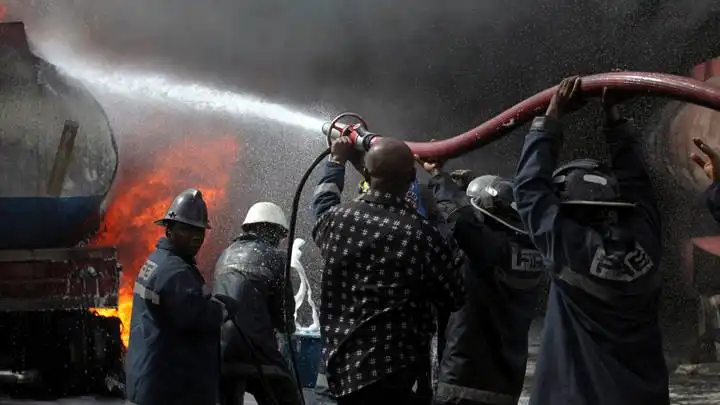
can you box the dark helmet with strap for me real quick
[154,188,212,229]
[467,175,526,235]
[552,159,635,208]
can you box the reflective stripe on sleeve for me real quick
[314,183,341,197]
[134,282,161,305]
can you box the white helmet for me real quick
[242,202,289,232]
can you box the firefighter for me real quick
[414,158,544,405]
[513,76,669,404]
[213,201,302,405]
[125,188,238,405]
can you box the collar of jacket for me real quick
[358,189,412,209]
[156,237,197,264]
[233,231,278,246]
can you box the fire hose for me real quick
[282,71,720,399]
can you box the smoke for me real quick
[14,0,720,147]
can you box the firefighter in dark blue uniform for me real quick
[213,201,303,405]
[125,188,238,405]
[415,157,544,405]
[513,76,669,405]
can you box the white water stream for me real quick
[35,40,325,132]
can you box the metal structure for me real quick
[0,22,122,396]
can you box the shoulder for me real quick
[319,201,359,222]
[406,212,447,247]
[156,254,195,285]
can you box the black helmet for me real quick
[155,188,212,229]
[467,175,526,235]
[552,159,635,208]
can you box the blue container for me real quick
[0,22,117,249]
[282,330,323,389]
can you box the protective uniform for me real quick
[513,116,669,405]
[430,173,544,405]
[213,202,302,405]
[125,189,225,405]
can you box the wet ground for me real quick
[4,353,720,405]
[3,324,719,404]
[3,367,719,405]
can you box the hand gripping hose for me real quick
[283,71,720,402]
[404,71,720,159]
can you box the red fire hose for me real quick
[325,71,720,160]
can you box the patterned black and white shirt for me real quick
[311,160,466,397]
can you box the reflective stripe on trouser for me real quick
[435,382,518,405]
[134,282,161,304]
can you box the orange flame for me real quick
[91,135,239,347]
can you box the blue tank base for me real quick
[0,196,104,250]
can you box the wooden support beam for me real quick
[46,119,79,196]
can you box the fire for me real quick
[91,135,240,347]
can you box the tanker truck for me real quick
[0,22,123,396]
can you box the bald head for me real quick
[364,138,415,196]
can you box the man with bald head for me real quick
[312,136,465,405]
[364,137,416,191]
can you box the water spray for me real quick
[34,40,325,132]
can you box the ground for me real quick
[3,327,719,404]
[4,361,719,404]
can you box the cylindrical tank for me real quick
[0,22,117,249]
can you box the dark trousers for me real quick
[337,369,426,405]
[220,371,303,405]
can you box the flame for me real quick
[91,135,239,347]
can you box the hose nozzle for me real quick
[321,121,333,137]
[322,112,376,151]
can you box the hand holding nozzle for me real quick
[322,112,377,152]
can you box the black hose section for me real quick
[283,147,332,405]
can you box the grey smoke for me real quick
[14,0,720,146]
